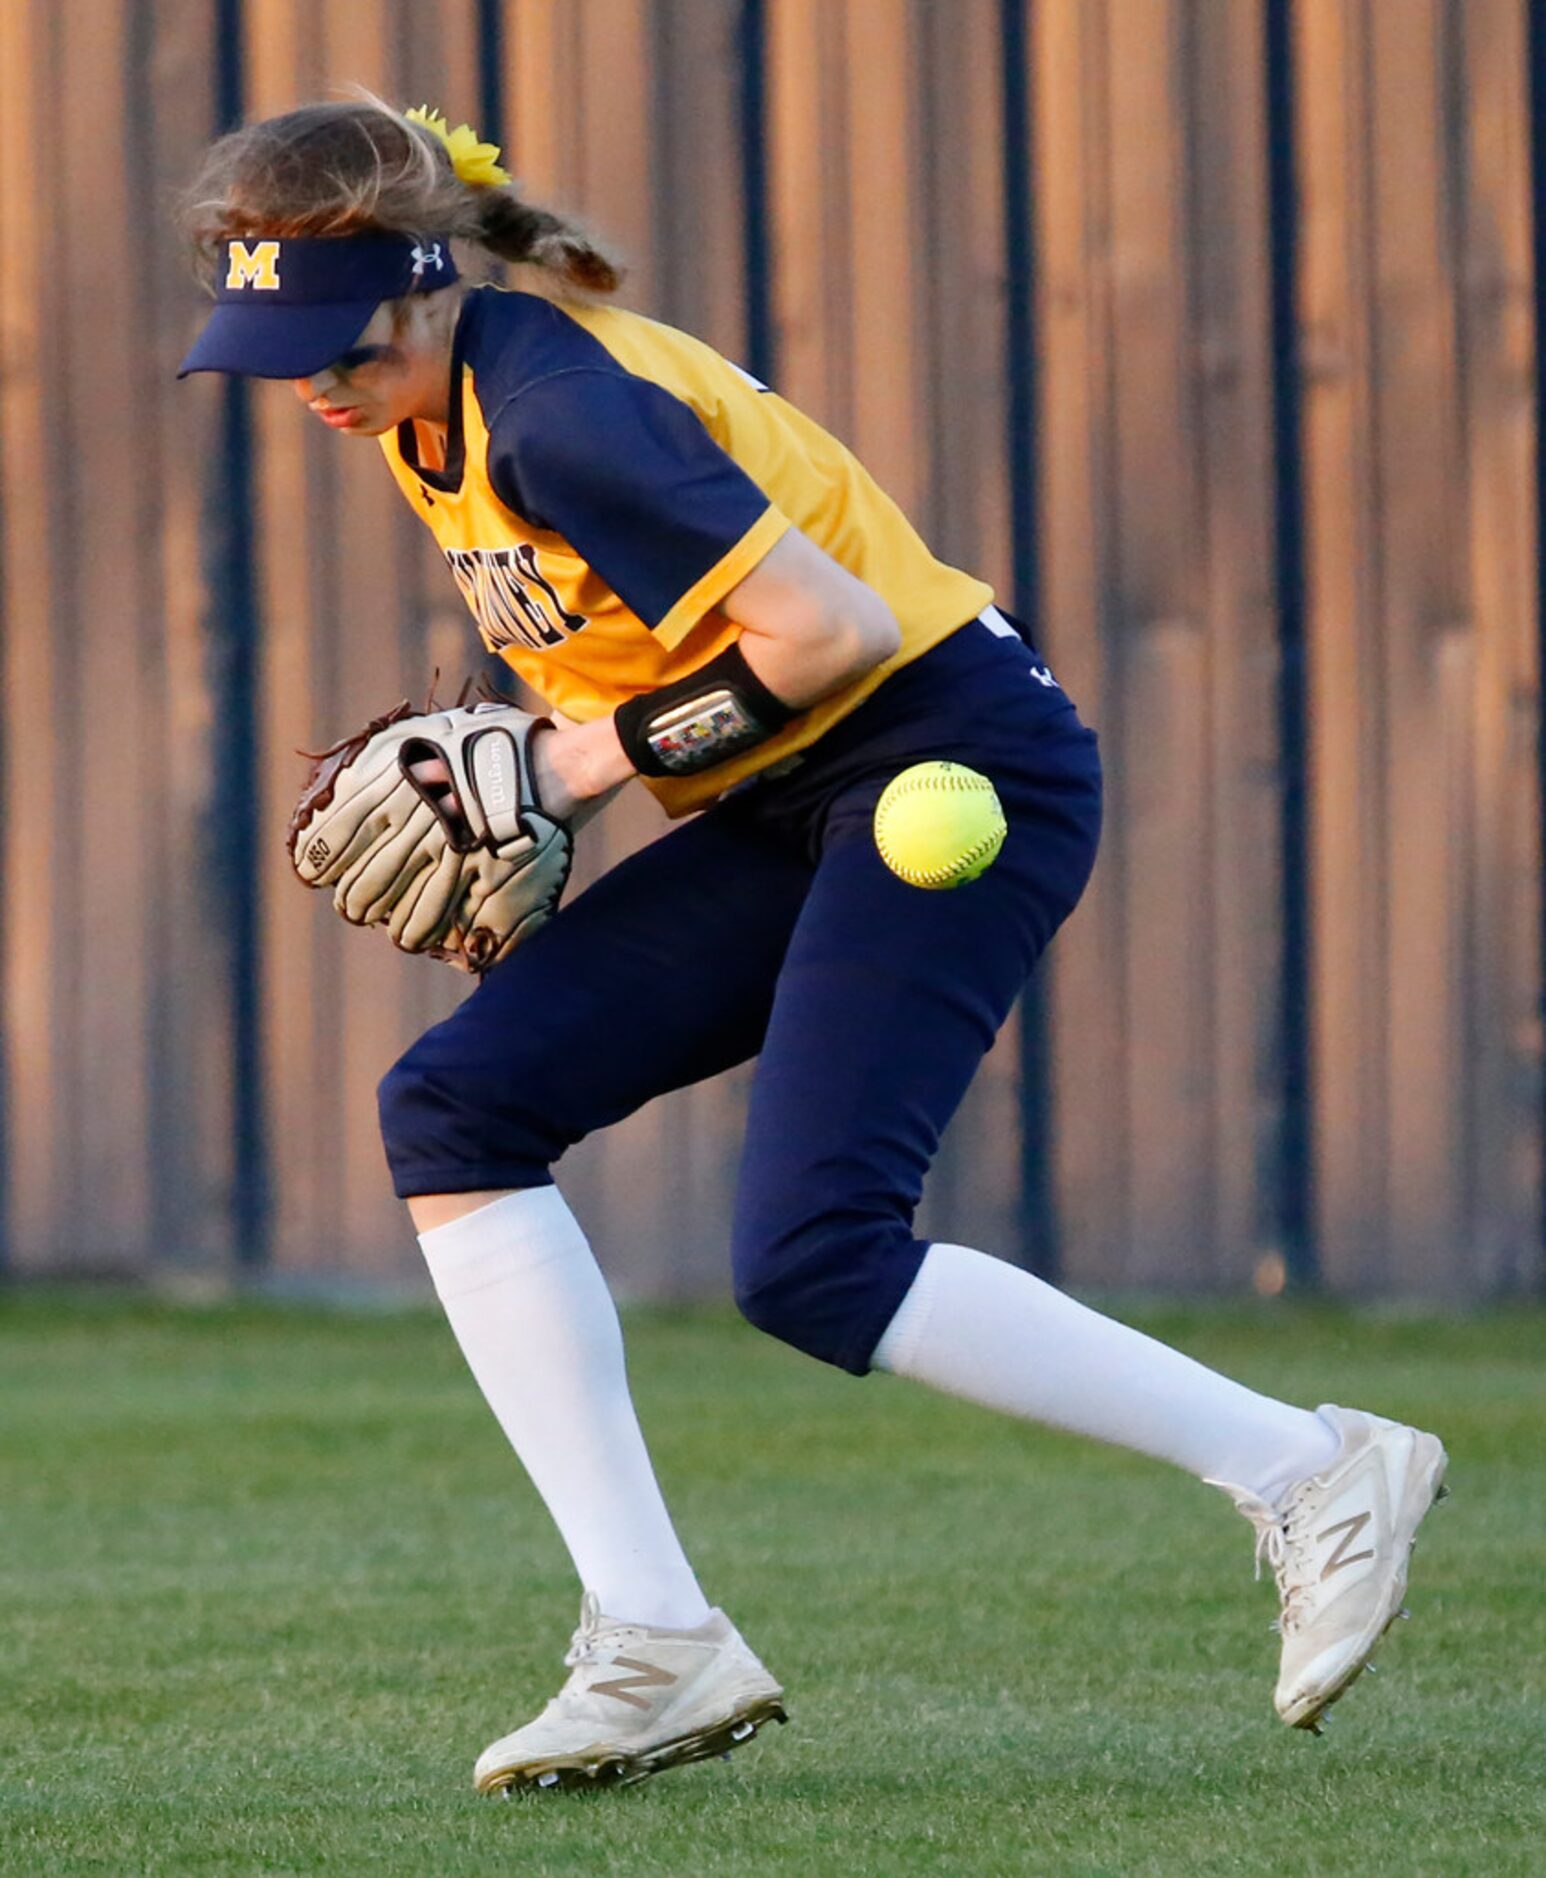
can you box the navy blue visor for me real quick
[177,233,459,379]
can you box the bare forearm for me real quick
[534,533,902,816]
[534,608,894,818]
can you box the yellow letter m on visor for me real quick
[178,233,459,380]
[226,239,282,290]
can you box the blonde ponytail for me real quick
[474,192,623,291]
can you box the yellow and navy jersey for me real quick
[379,285,993,816]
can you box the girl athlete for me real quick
[180,100,1447,1795]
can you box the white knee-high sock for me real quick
[417,1187,711,1629]
[872,1243,1339,1502]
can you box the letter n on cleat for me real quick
[593,1657,678,1711]
[1318,1511,1375,1579]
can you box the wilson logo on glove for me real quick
[287,694,572,974]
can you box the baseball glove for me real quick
[287,698,572,973]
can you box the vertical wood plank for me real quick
[2,2,163,1268]
[841,0,925,522]
[1032,0,1133,1277]
[141,0,238,1271]
[1104,0,1217,1283]
[651,0,749,358]
[766,0,935,514]
[1,0,245,1275]
[917,0,1014,592]
[1454,0,1541,1291]
[0,0,65,1269]
[1189,0,1289,1282]
[1036,0,1285,1287]
[1369,0,1470,1291]
[504,0,656,306]
[765,0,854,437]
[1298,0,1540,1294]
[1296,0,1387,1280]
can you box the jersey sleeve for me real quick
[486,367,790,649]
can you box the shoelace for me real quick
[561,1591,648,1673]
[1249,1500,1316,1635]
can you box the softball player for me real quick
[180,99,1447,1794]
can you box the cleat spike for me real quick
[730,1721,756,1742]
[1397,1607,1411,1620]
[536,1771,561,1789]
[1364,1661,1378,1675]
[1307,1721,1323,1737]
[1435,1484,1450,1502]
[719,1752,733,1762]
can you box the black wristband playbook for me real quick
[614,641,798,778]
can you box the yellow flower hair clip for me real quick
[406,105,512,189]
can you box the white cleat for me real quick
[1210,1405,1448,1731]
[473,1592,787,1795]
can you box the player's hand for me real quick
[290,700,573,972]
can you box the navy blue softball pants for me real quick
[379,614,1103,1375]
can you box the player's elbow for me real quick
[725,530,900,699]
[802,589,900,691]
[738,595,899,711]
[841,590,902,673]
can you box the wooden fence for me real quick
[0,0,1538,1298]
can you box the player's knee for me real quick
[376,1051,426,1176]
[731,1263,801,1346]
[376,1047,452,1189]
[731,1207,905,1373]
[376,1037,557,1194]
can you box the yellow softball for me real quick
[873,761,1007,889]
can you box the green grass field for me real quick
[1,1292,1542,1876]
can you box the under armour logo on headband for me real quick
[410,241,446,279]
